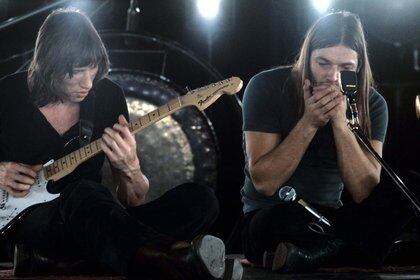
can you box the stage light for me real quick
[196,0,221,20]
[312,0,331,13]
[66,0,90,12]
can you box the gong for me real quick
[101,70,218,203]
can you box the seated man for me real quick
[0,8,238,279]
[240,11,417,272]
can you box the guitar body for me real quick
[0,168,58,236]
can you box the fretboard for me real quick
[44,97,184,181]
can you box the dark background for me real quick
[0,0,419,239]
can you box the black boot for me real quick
[13,244,100,277]
[131,234,231,279]
[263,238,344,273]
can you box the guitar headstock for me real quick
[182,77,243,111]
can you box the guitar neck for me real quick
[44,97,185,182]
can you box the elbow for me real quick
[254,182,277,197]
[118,187,148,208]
[350,188,369,204]
[250,168,278,197]
[351,173,380,204]
[127,197,146,207]
[123,194,146,207]
[351,193,366,204]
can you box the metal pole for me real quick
[0,0,71,31]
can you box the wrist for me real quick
[119,158,141,177]
[331,117,348,131]
[298,116,318,135]
[119,166,149,187]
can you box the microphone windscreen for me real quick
[278,186,297,202]
[340,71,357,96]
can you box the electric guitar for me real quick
[0,77,243,235]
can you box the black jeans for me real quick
[242,173,420,266]
[6,180,219,275]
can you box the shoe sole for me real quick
[223,258,243,280]
[264,242,289,272]
[192,235,226,279]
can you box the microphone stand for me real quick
[345,94,420,216]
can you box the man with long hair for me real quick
[0,8,239,279]
[240,11,416,272]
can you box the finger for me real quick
[4,186,29,198]
[324,104,342,118]
[10,180,31,191]
[104,127,130,145]
[318,91,341,108]
[118,115,129,126]
[103,128,125,150]
[320,96,342,114]
[314,89,341,108]
[101,142,119,163]
[11,173,35,185]
[105,128,131,154]
[112,123,131,138]
[102,133,129,160]
[303,79,312,100]
[12,163,37,178]
[103,127,118,139]
[113,124,136,145]
[32,164,43,172]
[102,133,122,154]
[312,84,342,99]
[312,86,335,99]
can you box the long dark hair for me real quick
[28,8,110,107]
[292,11,373,137]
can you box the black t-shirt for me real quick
[241,66,388,213]
[0,71,129,186]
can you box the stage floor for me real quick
[1,261,420,279]
[244,268,420,280]
[0,268,420,279]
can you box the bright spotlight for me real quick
[312,0,331,13]
[67,0,90,11]
[196,0,221,20]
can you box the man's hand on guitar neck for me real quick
[102,114,149,206]
[0,162,42,197]
[101,115,142,174]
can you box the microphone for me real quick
[125,0,141,47]
[126,0,141,32]
[339,70,359,125]
[339,70,357,98]
[279,186,331,227]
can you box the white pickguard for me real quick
[0,161,59,232]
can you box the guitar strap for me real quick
[78,90,95,147]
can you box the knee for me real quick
[247,203,306,242]
[59,180,115,214]
[64,180,113,200]
[246,213,266,243]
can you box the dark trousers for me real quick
[6,181,219,275]
[242,173,420,266]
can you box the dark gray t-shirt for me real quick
[241,66,388,213]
